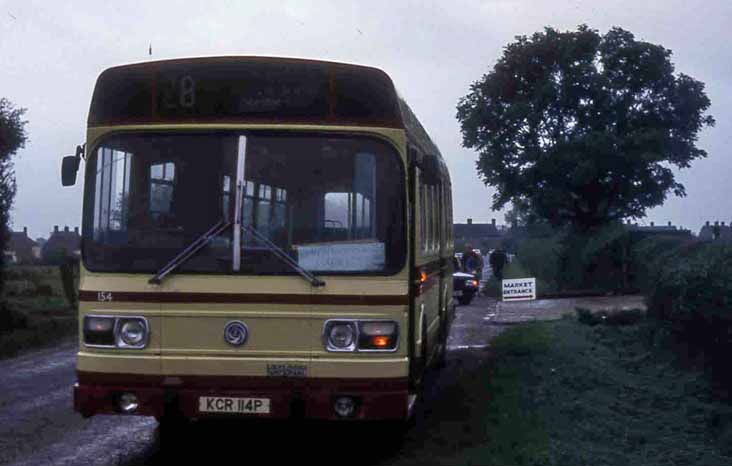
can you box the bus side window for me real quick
[93,147,132,239]
[149,161,176,223]
[438,184,443,249]
[429,184,437,252]
[420,178,428,253]
[440,183,446,250]
[433,184,440,251]
[447,185,452,245]
[427,184,433,251]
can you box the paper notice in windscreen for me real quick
[297,242,385,272]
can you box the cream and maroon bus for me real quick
[62,57,454,425]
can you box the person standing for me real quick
[489,247,508,281]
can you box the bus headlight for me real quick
[324,321,357,351]
[323,320,399,352]
[116,318,148,349]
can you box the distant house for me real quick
[3,250,17,264]
[5,227,41,264]
[42,225,81,263]
[453,218,504,251]
[699,221,732,243]
[625,221,693,239]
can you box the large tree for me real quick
[0,98,28,293]
[457,26,714,231]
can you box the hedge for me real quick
[638,240,732,385]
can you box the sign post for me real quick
[501,278,536,301]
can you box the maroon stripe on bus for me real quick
[78,290,408,306]
[76,371,408,390]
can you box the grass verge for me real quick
[0,314,76,358]
[460,323,552,465]
[383,324,552,466]
[536,317,732,465]
[1,265,77,359]
[386,316,732,466]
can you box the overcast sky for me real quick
[1,0,729,239]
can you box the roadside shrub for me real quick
[643,244,732,386]
[35,284,54,296]
[0,314,77,358]
[516,234,562,294]
[4,280,32,296]
[5,267,26,280]
[0,304,28,333]
[558,223,636,293]
[631,235,698,293]
[513,223,634,295]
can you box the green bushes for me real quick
[638,241,732,386]
[513,223,636,295]
[0,264,78,357]
[0,303,28,333]
[516,235,562,294]
[510,223,703,297]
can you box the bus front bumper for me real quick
[73,373,409,421]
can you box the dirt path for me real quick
[493,294,645,324]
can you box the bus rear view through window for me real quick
[64,57,454,427]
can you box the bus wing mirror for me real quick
[61,155,80,186]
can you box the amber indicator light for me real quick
[371,335,391,348]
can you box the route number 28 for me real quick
[162,75,196,109]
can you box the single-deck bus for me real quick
[63,57,454,427]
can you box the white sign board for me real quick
[297,242,385,272]
[502,278,536,301]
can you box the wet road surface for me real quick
[2,297,502,466]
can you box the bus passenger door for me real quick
[416,166,441,370]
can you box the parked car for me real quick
[453,256,479,305]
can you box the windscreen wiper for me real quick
[244,225,325,287]
[149,219,231,285]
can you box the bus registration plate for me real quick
[199,397,271,414]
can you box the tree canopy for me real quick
[0,98,28,291]
[457,26,715,231]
